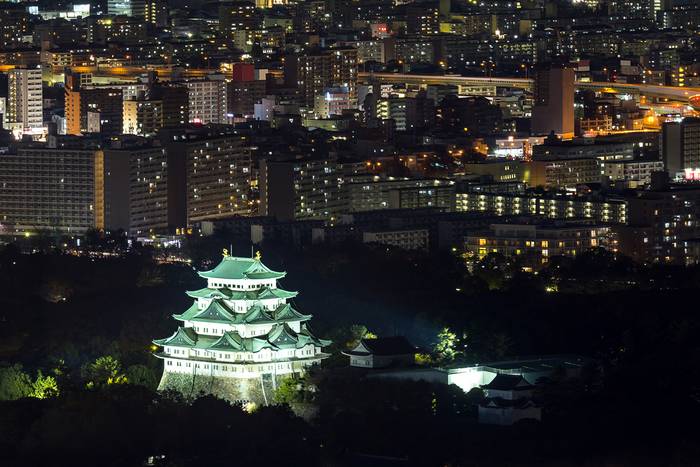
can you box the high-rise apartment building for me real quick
[662,118,700,178]
[185,77,228,124]
[154,84,189,128]
[123,98,163,136]
[259,158,365,221]
[0,145,105,233]
[227,80,266,117]
[65,73,123,136]
[162,127,253,226]
[103,142,170,235]
[107,0,145,17]
[219,1,259,44]
[286,48,358,109]
[531,63,575,139]
[5,66,43,136]
[144,0,168,27]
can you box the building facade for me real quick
[185,78,228,125]
[465,222,610,265]
[455,191,628,224]
[0,146,104,234]
[531,63,574,139]
[163,130,253,226]
[5,66,43,136]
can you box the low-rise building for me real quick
[600,158,665,187]
[528,157,601,189]
[344,337,417,369]
[478,374,542,426]
[363,228,430,250]
[465,221,611,264]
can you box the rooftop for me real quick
[345,336,417,356]
[197,254,286,281]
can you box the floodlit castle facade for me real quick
[154,251,330,402]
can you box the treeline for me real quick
[0,385,316,467]
[1,241,700,465]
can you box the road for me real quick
[358,72,700,104]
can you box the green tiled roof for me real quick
[268,323,300,349]
[198,256,286,281]
[189,300,236,323]
[258,287,298,300]
[153,327,197,347]
[209,331,245,351]
[298,324,332,347]
[244,336,277,352]
[185,286,298,301]
[154,323,331,353]
[185,288,233,299]
[237,305,274,324]
[274,303,311,321]
[174,300,311,325]
[173,302,200,321]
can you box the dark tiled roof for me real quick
[481,374,533,391]
[360,336,416,356]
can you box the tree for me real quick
[487,332,513,360]
[473,252,514,290]
[346,324,377,349]
[39,277,74,303]
[126,364,158,390]
[274,376,306,405]
[434,327,459,363]
[30,371,59,399]
[136,264,165,287]
[0,364,33,400]
[83,356,128,388]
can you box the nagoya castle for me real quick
[154,250,330,404]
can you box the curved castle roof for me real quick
[173,300,312,325]
[154,323,330,353]
[198,255,286,281]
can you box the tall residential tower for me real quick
[531,63,574,140]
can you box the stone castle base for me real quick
[158,370,295,405]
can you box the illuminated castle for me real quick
[154,251,330,403]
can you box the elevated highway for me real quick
[358,72,700,104]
